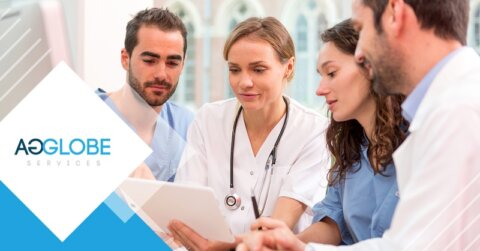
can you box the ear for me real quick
[121,48,130,71]
[181,54,187,69]
[387,0,406,38]
[284,56,295,80]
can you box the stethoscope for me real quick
[224,96,289,215]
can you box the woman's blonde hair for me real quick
[223,17,295,81]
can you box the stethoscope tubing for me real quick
[226,96,289,212]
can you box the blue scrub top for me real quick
[96,88,194,181]
[312,142,399,245]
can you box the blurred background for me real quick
[2,0,480,113]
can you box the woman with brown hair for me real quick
[169,16,331,251]
[237,19,408,250]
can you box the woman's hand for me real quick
[238,218,306,251]
[168,219,240,251]
[155,231,182,250]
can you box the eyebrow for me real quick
[249,61,266,66]
[140,51,183,61]
[228,61,267,66]
[320,60,334,69]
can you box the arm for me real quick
[271,197,307,229]
[304,104,480,250]
[243,218,307,251]
[244,217,340,250]
[252,188,342,247]
[276,116,331,231]
[240,106,480,251]
[297,218,341,245]
[129,162,155,180]
[174,118,208,185]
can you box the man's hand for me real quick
[129,162,155,180]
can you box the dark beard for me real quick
[370,41,407,95]
[127,68,177,107]
[371,64,406,95]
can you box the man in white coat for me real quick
[237,0,480,250]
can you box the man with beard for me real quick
[97,8,194,181]
[237,0,480,250]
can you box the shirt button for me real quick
[241,206,245,211]
[250,171,254,175]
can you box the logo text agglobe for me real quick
[14,138,111,155]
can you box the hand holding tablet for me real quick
[116,178,235,243]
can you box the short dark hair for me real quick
[124,8,188,57]
[361,0,469,45]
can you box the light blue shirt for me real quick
[312,142,399,245]
[402,47,465,122]
[96,88,194,181]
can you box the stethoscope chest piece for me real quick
[225,189,241,210]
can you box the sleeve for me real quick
[174,115,208,186]
[311,184,352,244]
[278,117,331,211]
[304,237,398,251]
[148,117,187,181]
[303,102,480,251]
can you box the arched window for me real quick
[169,7,196,107]
[292,14,309,102]
[296,15,308,51]
[228,2,251,32]
[224,1,256,99]
[184,22,195,102]
[288,0,332,108]
[316,13,329,51]
[474,4,480,50]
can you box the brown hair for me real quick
[361,0,469,45]
[322,19,409,185]
[223,17,295,81]
[125,8,188,57]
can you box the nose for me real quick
[238,73,254,89]
[354,46,366,65]
[316,79,329,97]
[154,62,167,80]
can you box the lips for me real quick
[326,100,337,105]
[326,100,337,110]
[148,85,170,91]
[145,79,172,91]
[239,93,259,101]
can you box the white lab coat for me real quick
[307,48,480,250]
[175,97,331,235]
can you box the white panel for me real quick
[81,0,153,91]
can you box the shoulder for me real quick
[164,101,194,119]
[287,97,329,130]
[95,88,109,101]
[160,101,195,138]
[195,98,238,120]
[186,99,238,139]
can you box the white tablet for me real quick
[116,178,235,243]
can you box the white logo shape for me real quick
[0,62,152,241]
